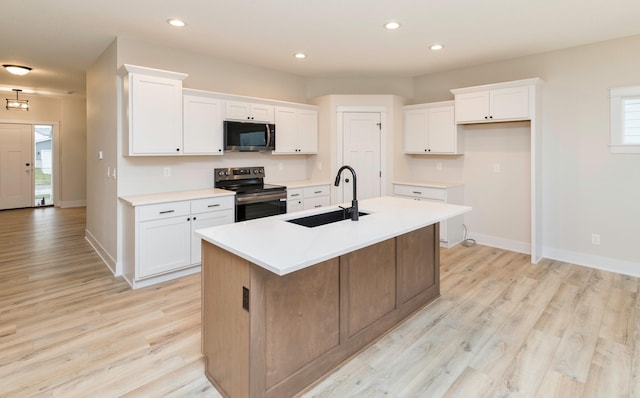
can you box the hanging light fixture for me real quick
[6,89,29,111]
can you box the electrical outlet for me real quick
[436,162,442,171]
[493,163,501,173]
[163,167,171,177]
[591,234,601,245]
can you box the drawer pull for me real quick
[412,191,422,195]
[314,191,323,194]
[159,210,175,214]
[290,193,300,197]
[314,205,322,208]
[207,204,221,208]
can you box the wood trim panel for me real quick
[397,224,437,304]
[263,258,340,389]
[202,245,250,398]
[343,238,397,337]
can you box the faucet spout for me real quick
[334,165,358,221]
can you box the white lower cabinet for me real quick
[123,195,234,288]
[286,184,331,213]
[393,183,465,248]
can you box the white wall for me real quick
[307,76,414,100]
[412,34,640,275]
[86,40,119,272]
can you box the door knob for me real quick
[25,163,30,166]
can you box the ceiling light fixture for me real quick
[167,19,186,27]
[3,64,32,76]
[6,89,29,111]
[429,44,444,51]
[294,53,306,59]
[384,21,401,30]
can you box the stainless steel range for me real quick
[214,167,287,222]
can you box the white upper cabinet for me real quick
[403,101,462,155]
[183,93,223,155]
[119,65,188,156]
[224,100,274,123]
[452,81,532,124]
[273,106,318,154]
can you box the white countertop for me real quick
[393,180,463,189]
[119,188,235,206]
[196,196,471,276]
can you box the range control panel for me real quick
[214,167,265,182]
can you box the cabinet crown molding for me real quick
[450,77,543,95]
[118,64,188,81]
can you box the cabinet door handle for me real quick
[314,191,322,194]
[412,191,422,195]
[159,210,175,214]
[207,204,221,208]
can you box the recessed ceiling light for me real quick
[3,64,32,75]
[167,19,186,27]
[294,53,306,59]
[384,21,401,30]
[429,44,444,51]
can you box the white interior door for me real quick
[341,112,381,202]
[0,124,33,210]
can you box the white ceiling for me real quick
[2,0,640,96]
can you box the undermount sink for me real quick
[286,209,369,228]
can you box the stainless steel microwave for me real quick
[223,121,275,152]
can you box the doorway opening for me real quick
[34,125,53,206]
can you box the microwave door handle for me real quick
[266,124,271,148]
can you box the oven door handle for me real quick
[236,192,287,205]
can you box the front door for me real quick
[341,112,381,202]
[0,123,33,210]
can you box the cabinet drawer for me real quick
[191,196,234,214]
[393,185,445,201]
[287,188,304,200]
[138,201,190,222]
[303,185,330,198]
[305,196,330,210]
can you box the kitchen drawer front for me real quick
[303,185,330,199]
[393,185,445,201]
[304,196,330,210]
[191,196,234,214]
[287,188,304,200]
[138,201,190,222]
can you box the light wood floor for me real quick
[1,207,638,397]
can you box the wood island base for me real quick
[201,224,440,398]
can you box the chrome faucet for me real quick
[334,165,359,221]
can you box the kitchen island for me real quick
[197,196,471,398]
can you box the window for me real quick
[610,86,640,153]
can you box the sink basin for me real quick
[286,209,369,228]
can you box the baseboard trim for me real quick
[85,229,117,276]
[543,246,640,278]
[60,200,87,208]
[467,232,531,255]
